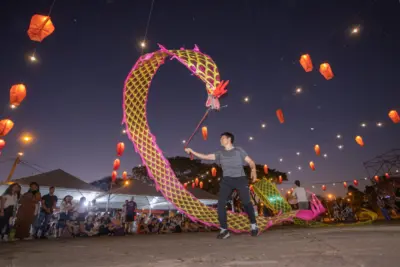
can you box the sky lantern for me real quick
[353,179,359,186]
[0,119,14,137]
[355,136,364,147]
[116,142,125,157]
[278,175,283,184]
[184,182,188,189]
[27,14,55,42]
[122,171,128,180]
[319,63,334,80]
[276,109,284,124]
[343,181,348,188]
[199,181,203,189]
[388,110,399,123]
[195,177,199,186]
[211,167,217,177]
[385,173,390,179]
[263,164,268,174]
[113,159,120,170]
[299,54,313,72]
[309,161,315,171]
[0,139,5,150]
[192,183,195,189]
[111,171,117,182]
[201,126,208,140]
[9,84,27,107]
[314,144,320,156]
[322,185,326,191]
[374,175,379,183]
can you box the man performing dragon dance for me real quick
[185,132,259,239]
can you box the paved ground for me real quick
[0,224,399,267]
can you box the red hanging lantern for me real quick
[278,175,283,184]
[276,109,284,124]
[184,182,188,189]
[319,63,334,80]
[263,164,268,174]
[355,136,364,147]
[211,167,217,177]
[116,142,125,157]
[314,144,320,156]
[10,84,27,107]
[353,179,358,186]
[343,182,348,188]
[111,171,117,182]
[374,175,379,183]
[0,119,14,137]
[388,110,399,124]
[192,183,195,189]
[113,159,120,170]
[299,54,313,72]
[385,173,390,179]
[122,171,128,180]
[195,177,199,186]
[27,14,55,42]
[309,161,315,171]
[202,126,208,141]
[322,185,326,191]
[199,181,204,189]
[0,139,5,150]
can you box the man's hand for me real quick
[184,148,193,154]
[251,169,257,183]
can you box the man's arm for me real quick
[189,149,216,161]
[244,156,257,175]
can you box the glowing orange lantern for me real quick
[385,173,390,179]
[314,144,320,156]
[355,136,364,147]
[192,183,195,189]
[211,167,217,177]
[322,185,326,191]
[116,142,125,157]
[299,54,313,72]
[0,139,5,150]
[9,84,27,107]
[199,181,204,189]
[374,175,379,183]
[263,164,268,174]
[309,161,315,171]
[184,183,188,189]
[249,185,254,191]
[195,177,199,186]
[113,159,120,170]
[353,179,358,186]
[278,175,283,184]
[111,171,117,182]
[319,63,334,80]
[343,182,347,188]
[27,14,55,42]
[388,110,399,124]
[0,119,14,137]
[276,109,284,124]
[122,171,128,180]
[202,126,208,140]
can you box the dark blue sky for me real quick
[1,0,399,196]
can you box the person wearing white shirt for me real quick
[293,180,309,210]
[0,183,21,241]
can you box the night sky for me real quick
[1,0,399,197]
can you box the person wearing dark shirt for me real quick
[34,186,58,239]
[125,197,137,234]
[185,132,259,239]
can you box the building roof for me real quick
[12,169,103,192]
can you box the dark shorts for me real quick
[77,213,86,222]
[125,214,135,222]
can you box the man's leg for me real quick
[235,178,258,234]
[217,178,232,238]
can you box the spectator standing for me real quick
[34,186,58,239]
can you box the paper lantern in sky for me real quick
[355,136,364,147]
[201,126,208,140]
[27,14,55,42]
[122,171,128,180]
[299,54,313,72]
[0,119,14,137]
[319,63,334,80]
[314,144,320,156]
[278,175,283,184]
[374,175,379,183]
[10,84,27,107]
[192,183,195,189]
[276,109,284,124]
[309,161,315,171]
[322,185,326,191]
[263,164,268,174]
[385,173,390,179]
[388,110,399,123]
[0,139,5,150]
[199,181,203,189]
[111,171,117,182]
[113,159,120,170]
[116,142,125,157]
[211,167,217,177]
[184,183,188,189]
[353,179,358,186]
[343,181,348,188]
[195,177,199,186]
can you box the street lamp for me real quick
[19,133,34,145]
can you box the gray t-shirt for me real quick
[214,147,248,178]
